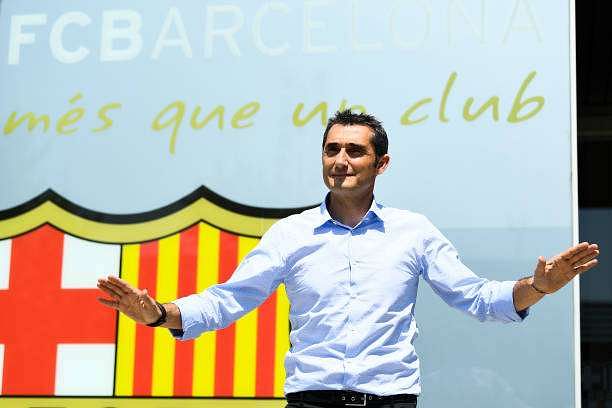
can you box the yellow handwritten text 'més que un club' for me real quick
[1,71,544,152]
[152,70,544,155]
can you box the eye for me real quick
[324,145,340,156]
[346,146,366,158]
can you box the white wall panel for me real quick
[54,344,115,396]
[61,236,120,288]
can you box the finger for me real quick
[98,278,130,296]
[107,275,134,293]
[572,250,599,267]
[561,242,591,261]
[106,276,132,293]
[98,278,123,293]
[97,297,120,309]
[97,281,123,299]
[574,259,599,275]
[568,244,599,265]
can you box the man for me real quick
[98,110,599,408]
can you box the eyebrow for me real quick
[324,142,368,149]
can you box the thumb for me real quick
[138,288,151,308]
[534,256,546,275]
[140,288,157,308]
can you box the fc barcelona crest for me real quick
[0,187,312,405]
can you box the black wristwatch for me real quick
[146,302,167,327]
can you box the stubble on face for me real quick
[321,125,379,196]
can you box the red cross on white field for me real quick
[0,225,116,395]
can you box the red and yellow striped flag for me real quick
[114,223,289,398]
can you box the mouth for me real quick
[330,173,353,177]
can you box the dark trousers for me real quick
[285,402,417,408]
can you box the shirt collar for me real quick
[316,193,384,228]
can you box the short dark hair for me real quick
[322,109,388,158]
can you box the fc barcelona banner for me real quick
[0,1,577,407]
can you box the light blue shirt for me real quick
[172,197,526,396]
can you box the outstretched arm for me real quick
[98,221,288,338]
[97,275,183,329]
[513,242,599,312]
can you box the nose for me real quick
[334,148,349,167]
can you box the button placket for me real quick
[342,229,354,386]
[346,229,360,371]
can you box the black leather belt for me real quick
[286,390,417,406]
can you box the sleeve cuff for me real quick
[169,328,184,338]
[170,295,213,340]
[496,280,529,322]
[517,308,529,320]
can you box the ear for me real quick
[375,154,390,175]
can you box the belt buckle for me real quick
[344,392,367,406]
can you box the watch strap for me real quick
[146,301,167,327]
[530,281,549,295]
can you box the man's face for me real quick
[322,124,389,197]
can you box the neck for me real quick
[327,190,374,228]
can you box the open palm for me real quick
[97,275,160,325]
[533,242,599,294]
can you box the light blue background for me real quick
[0,1,575,406]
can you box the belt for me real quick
[286,390,417,406]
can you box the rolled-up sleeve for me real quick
[419,218,527,323]
[171,222,288,340]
